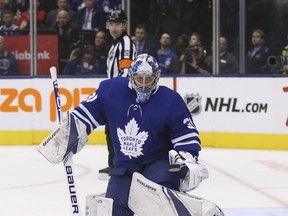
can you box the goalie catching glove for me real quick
[37,112,88,164]
[169,149,209,192]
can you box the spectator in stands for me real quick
[0,36,19,75]
[173,34,188,58]
[93,30,109,74]
[189,32,202,47]
[156,33,179,74]
[245,29,272,74]
[45,0,77,29]
[134,24,155,57]
[4,0,27,15]
[204,36,239,74]
[63,44,100,75]
[76,0,106,31]
[9,0,28,23]
[53,9,74,74]
[0,10,19,35]
[180,45,210,75]
[17,0,47,29]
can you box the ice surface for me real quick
[0,145,287,216]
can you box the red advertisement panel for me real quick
[4,35,58,75]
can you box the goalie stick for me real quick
[50,66,82,215]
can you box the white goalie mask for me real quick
[129,54,161,103]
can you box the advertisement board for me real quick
[176,77,288,149]
[4,35,58,75]
[177,77,288,133]
[0,76,287,149]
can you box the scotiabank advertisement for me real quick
[4,35,58,75]
[0,77,287,149]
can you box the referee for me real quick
[99,10,137,179]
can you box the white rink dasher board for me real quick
[1,77,288,149]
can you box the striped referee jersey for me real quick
[107,34,137,78]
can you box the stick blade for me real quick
[50,66,57,81]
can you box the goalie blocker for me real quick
[37,112,88,164]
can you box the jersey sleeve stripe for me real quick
[173,140,200,148]
[71,110,94,133]
[171,133,199,144]
[78,104,100,128]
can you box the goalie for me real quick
[38,54,219,215]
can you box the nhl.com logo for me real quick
[184,93,202,115]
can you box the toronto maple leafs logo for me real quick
[117,118,148,159]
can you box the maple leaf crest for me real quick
[117,118,148,159]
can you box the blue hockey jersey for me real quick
[72,77,201,167]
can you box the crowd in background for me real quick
[0,0,287,76]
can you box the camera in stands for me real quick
[183,46,200,63]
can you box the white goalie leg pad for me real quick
[85,193,113,216]
[128,172,224,216]
[37,112,88,164]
